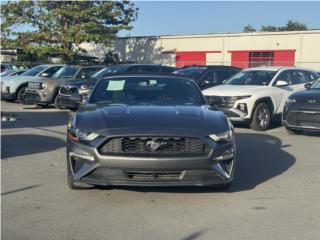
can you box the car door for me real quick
[273,70,309,113]
[40,66,63,77]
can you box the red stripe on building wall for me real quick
[229,49,296,68]
[274,50,295,66]
[175,51,221,67]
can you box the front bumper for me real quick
[282,102,320,131]
[1,91,16,100]
[67,135,235,187]
[56,94,79,110]
[24,89,52,104]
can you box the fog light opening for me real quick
[69,152,94,162]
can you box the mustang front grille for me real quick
[99,137,209,156]
[205,96,237,109]
[287,111,320,129]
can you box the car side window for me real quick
[291,70,308,84]
[42,66,62,77]
[201,71,215,83]
[76,68,102,79]
[275,70,293,85]
[303,71,318,82]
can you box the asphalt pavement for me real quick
[1,101,320,240]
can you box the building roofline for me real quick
[117,29,320,40]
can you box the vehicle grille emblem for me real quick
[65,85,71,90]
[145,140,167,152]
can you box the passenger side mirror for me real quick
[276,80,288,87]
[304,82,312,89]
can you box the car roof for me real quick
[243,66,317,72]
[101,73,193,81]
[37,64,66,67]
[179,65,240,70]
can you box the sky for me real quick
[119,1,320,37]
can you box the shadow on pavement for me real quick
[99,132,295,193]
[1,111,70,129]
[1,134,65,159]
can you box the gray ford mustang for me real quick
[67,74,235,190]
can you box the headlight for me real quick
[209,130,233,142]
[286,98,296,104]
[80,84,88,90]
[236,95,251,100]
[67,129,99,142]
[41,82,47,89]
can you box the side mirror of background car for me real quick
[276,80,288,87]
[40,72,49,77]
[304,82,312,89]
[198,80,210,88]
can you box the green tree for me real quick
[243,25,256,32]
[260,25,278,32]
[261,20,308,32]
[1,1,138,61]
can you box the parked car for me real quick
[1,64,64,102]
[66,74,235,189]
[0,70,26,77]
[203,66,319,131]
[24,65,105,108]
[282,77,320,134]
[1,63,27,72]
[173,65,240,89]
[56,64,176,110]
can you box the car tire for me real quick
[250,102,272,131]
[54,95,63,109]
[207,182,232,191]
[286,127,303,135]
[17,87,27,103]
[67,178,86,190]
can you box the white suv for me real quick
[203,66,319,131]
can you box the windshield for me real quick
[310,78,320,89]
[21,66,47,76]
[173,67,207,79]
[53,66,79,78]
[224,70,277,86]
[92,66,129,78]
[89,77,205,105]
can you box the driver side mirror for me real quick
[276,80,288,87]
[304,82,312,89]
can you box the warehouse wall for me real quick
[114,30,320,70]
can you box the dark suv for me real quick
[56,64,176,110]
[173,65,240,89]
[24,65,104,107]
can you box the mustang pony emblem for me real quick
[145,140,167,151]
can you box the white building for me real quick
[112,30,320,70]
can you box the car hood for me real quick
[202,85,268,96]
[289,89,320,100]
[2,76,43,83]
[64,78,97,87]
[75,105,229,135]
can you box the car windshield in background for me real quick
[53,66,79,78]
[224,70,277,86]
[92,66,129,78]
[21,66,47,76]
[311,78,320,89]
[90,77,205,105]
[173,67,207,79]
